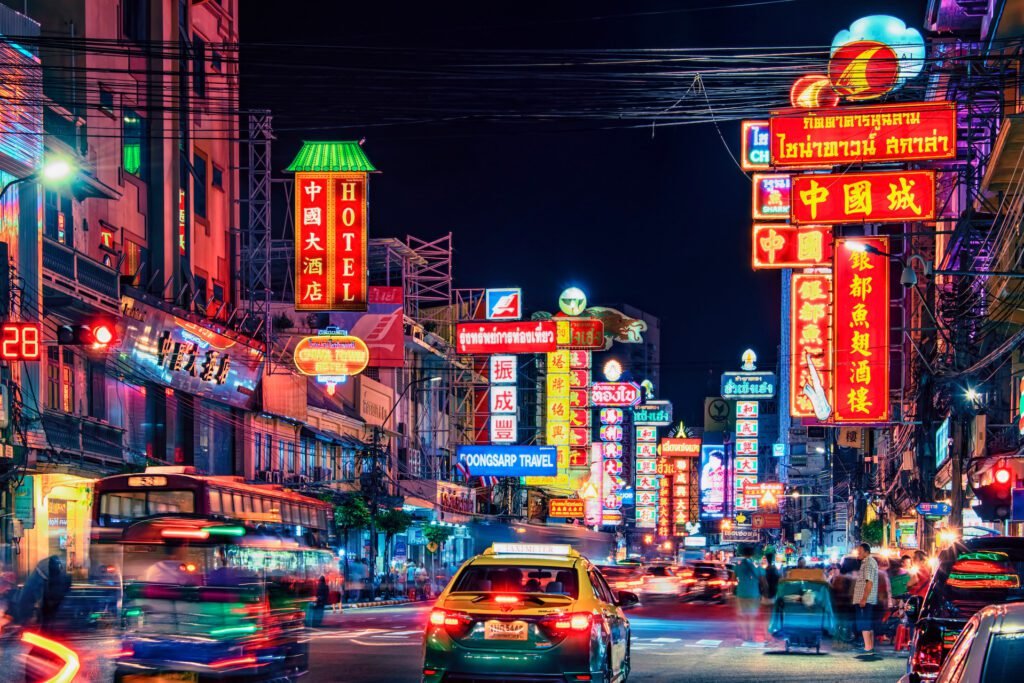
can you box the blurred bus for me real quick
[92,466,333,547]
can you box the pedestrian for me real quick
[347,558,366,604]
[763,552,781,601]
[853,543,879,655]
[797,556,808,569]
[733,545,763,644]
[406,561,418,600]
[309,575,328,627]
[891,555,912,598]
[907,550,932,599]
[874,556,893,643]
[415,563,428,600]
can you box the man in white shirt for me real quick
[853,543,879,655]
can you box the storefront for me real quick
[13,473,94,579]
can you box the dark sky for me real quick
[241,0,925,425]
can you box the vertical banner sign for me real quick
[489,355,518,444]
[634,420,658,529]
[295,172,368,311]
[834,237,890,422]
[699,444,726,520]
[790,273,833,418]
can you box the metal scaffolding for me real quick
[239,110,273,346]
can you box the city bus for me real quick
[92,466,334,547]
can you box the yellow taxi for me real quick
[422,543,636,682]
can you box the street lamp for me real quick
[0,157,76,203]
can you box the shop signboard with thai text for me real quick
[633,400,673,426]
[591,382,642,407]
[769,101,956,167]
[659,438,701,457]
[456,321,558,354]
[752,224,833,269]
[549,499,585,518]
[555,319,605,350]
[699,444,726,520]
[834,237,890,422]
[791,170,936,225]
[294,172,368,311]
[721,372,776,399]
[751,173,791,220]
[741,120,771,170]
[791,273,833,418]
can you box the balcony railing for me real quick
[41,410,126,466]
[42,237,120,312]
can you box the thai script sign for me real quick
[741,120,770,170]
[549,499,585,518]
[659,438,701,457]
[769,101,956,167]
[633,400,673,426]
[834,237,890,422]
[456,321,558,354]
[721,372,777,399]
[751,173,791,220]
[591,382,642,407]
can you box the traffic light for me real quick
[972,464,1015,521]
[56,318,118,348]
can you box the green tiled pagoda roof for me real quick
[285,141,377,173]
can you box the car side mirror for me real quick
[617,590,640,608]
[905,596,922,622]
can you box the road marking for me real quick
[351,638,419,647]
[648,638,682,643]
[688,639,722,647]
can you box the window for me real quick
[452,565,579,598]
[122,239,144,287]
[192,35,206,97]
[44,190,72,246]
[287,441,296,474]
[194,275,207,307]
[122,0,149,42]
[193,150,208,219]
[982,632,1024,682]
[46,346,60,410]
[211,50,223,72]
[98,490,195,526]
[208,490,222,514]
[61,349,75,413]
[87,359,106,419]
[254,432,262,471]
[122,110,144,177]
[944,621,978,682]
[265,435,273,471]
[212,281,225,303]
[212,165,223,190]
[278,439,286,472]
[98,88,113,113]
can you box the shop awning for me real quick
[301,424,368,450]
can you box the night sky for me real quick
[241,0,925,425]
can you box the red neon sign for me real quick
[828,41,899,101]
[833,237,889,423]
[790,273,832,418]
[0,322,41,361]
[791,170,936,225]
[295,172,368,311]
[770,101,956,167]
[591,382,642,407]
[752,224,833,269]
[456,321,558,354]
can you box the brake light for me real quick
[495,595,520,604]
[912,638,943,674]
[21,632,80,683]
[210,656,258,669]
[161,528,210,540]
[428,609,472,636]
[541,611,593,635]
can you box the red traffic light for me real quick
[56,319,119,348]
[92,324,115,346]
[994,467,1012,486]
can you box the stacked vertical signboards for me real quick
[747,99,956,424]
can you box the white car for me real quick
[641,564,683,599]
[901,601,1024,683]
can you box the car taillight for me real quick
[428,609,473,636]
[541,612,592,636]
[494,595,520,604]
[912,638,943,674]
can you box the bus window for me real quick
[149,490,194,515]
[301,505,311,527]
[242,495,253,514]
[99,491,146,524]
[252,496,266,515]
[233,493,243,515]
[208,490,222,514]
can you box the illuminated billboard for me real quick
[555,319,605,350]
[456,321,558,354]
[770,101,956,167]
[457,445,557,477]
[740,120,770,170]
[294,172,368,311]
[699,444,726,520]
[790,273,833,419]
[591,382,642,407]
[485,288,522,320]
[752,224,833,269]
[751,174,791,220]
[834,237,890,422]
[791,170,936,225]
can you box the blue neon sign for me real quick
[457,445,557,477]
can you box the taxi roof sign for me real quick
[487,543,576,557]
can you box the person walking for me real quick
[853,543,879,656]
[406,561,418,600]
[734,546,763,644]
[907,550,932,599]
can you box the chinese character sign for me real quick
[791,170,936,225]
[752,224,833,269]
[791,273,833,418]
[751,174,791,220]
[770,102,956,167]
[834,237,890,422]
[294,172,368,311]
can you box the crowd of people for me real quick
[729,544,933,655]
[342,558,459,603]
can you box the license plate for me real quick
[484,620,528,641]
[123,674,199,683]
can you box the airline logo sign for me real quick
[485,288,522,320]
[591,382,642,407]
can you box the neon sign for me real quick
[790,273,833,419]
[833,237,889,422]
[456,321,558,354]
[752,224,832,269]
[751,173,791,220]
[740,120,770,171]
[791,170,936,225]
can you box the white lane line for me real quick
[687,639,722,648]
[351,638,419,647]
[648,638,682,643]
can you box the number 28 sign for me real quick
[1,322,41,360]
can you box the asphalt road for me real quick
[308,599,906,682]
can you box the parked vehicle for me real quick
[900,601,1024,683]
[907,537,1024,680]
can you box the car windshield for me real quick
[452,564,579,598]
[928,546,1024,622]
[647,566,673,577]
[982,632,1024,682]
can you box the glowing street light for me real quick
[0,157,77,203]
